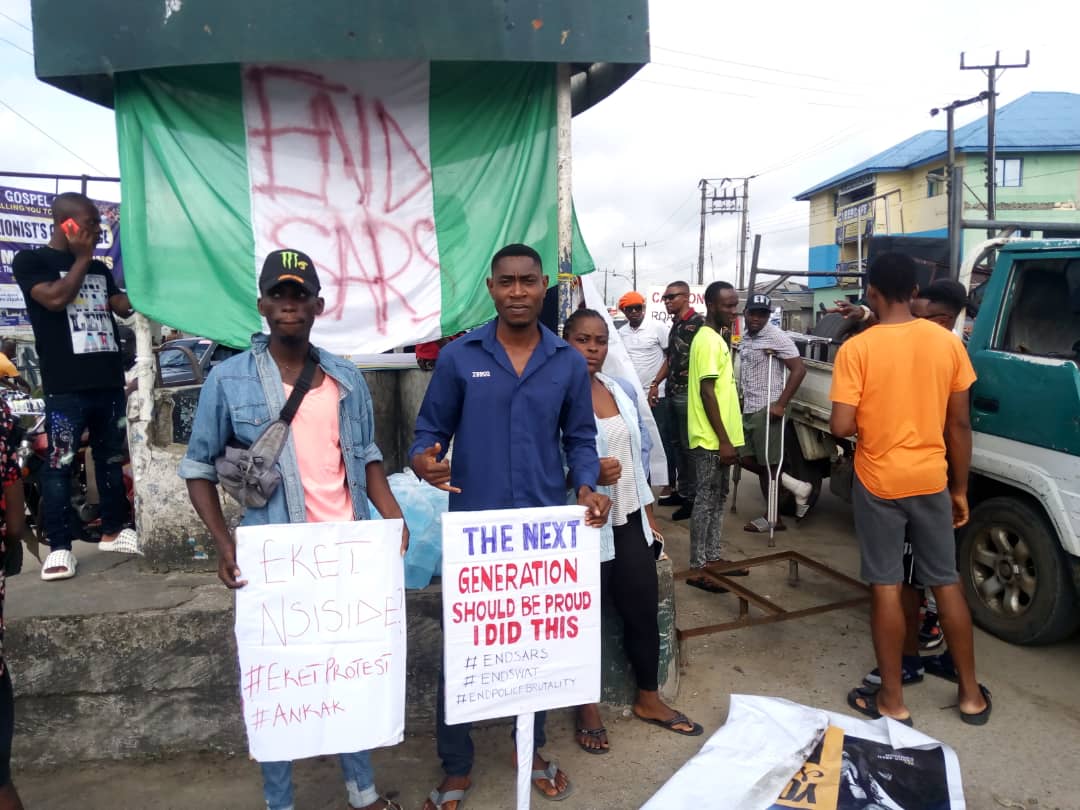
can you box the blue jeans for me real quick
[42,389,129,550]
[436,669,547,776]
[261,751,378,810]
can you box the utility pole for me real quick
[621,241,646,290]
[696,180,708,285]
[737,177,751,290]
[930,90,990,278]
[961,51,1030,238]
[696,176,755,287]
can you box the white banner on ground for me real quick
[234,520,407,762]
[441,505,601,724]
[643,695,965,810]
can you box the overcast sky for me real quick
[2,0,1075,301]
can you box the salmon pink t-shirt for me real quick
[283,377,354,522]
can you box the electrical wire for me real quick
[0,11,31,32]
[0,96,106,174]
[652,45,851,85]
[0,35,31,57]
[651,60,863,98]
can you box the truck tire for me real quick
[957,497,1080,645]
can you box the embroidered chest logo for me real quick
[471,370,491,378]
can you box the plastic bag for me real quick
[366,470,449,589]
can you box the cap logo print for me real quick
[279,251,301,270]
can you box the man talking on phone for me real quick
[12,192,136,581]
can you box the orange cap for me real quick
[618,291,646,309]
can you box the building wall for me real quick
[803,150,1080,289]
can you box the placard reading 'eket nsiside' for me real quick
[234,520,406,762]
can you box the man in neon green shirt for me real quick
[686,280,745,591]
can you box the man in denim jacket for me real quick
[180,248,407,810]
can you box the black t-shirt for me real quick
[12,247,125,394]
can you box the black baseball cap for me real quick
[746,293,772,312]
[259,249,321,295]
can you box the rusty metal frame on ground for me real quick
[675,551,870,640]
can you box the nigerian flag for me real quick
[115,62,594,354]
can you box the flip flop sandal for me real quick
[960,684,992,726]
[531,761,573,802]
[846,687,914,727]
[575,726,609,754]
[426,786,470,810]
[744,516,786,533]
[633,710,704,736]
[862,659,926,688]
[40,549,77,581]
[686,575,728,594]
[923,654,959,683]
[98,527,143,555]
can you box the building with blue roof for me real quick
[793,91,1080,300]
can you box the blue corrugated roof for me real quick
[794,92,1080,200]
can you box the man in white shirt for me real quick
[618,291,677,499]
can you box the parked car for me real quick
[157,338,239,386]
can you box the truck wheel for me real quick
[958,497,1080,645]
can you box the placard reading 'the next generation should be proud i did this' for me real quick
[441,505,601,725]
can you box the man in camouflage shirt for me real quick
[648,281,705,519]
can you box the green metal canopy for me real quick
[30,0,649,112]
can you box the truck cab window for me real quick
[996,258,1080,360]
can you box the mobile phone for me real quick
[60,218,80,238]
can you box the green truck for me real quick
[785,238,1080,644]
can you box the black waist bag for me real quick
[214,350,318,508]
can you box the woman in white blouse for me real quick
[563,309,703,754]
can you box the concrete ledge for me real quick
[7,550,678,765]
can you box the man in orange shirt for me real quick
[829,253,990,727]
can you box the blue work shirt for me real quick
[178,334,382,526]
[410,319,599,512]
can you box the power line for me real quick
[634,77,861,110]
[0,11,31,32]
[0,97,106,174]
[0,35,32,57]
[652,45,851,85]
[650,60,863,98]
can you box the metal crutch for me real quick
[762,350,788,548]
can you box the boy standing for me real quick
[830,253,989,726]
[181,249,408,810]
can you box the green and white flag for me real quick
[115,62,594,353]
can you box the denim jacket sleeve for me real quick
[178,367,231,482]
[353,372,383,466]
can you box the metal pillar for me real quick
[555,63,573,330]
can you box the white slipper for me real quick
[41,549,77,581]
[98,528,142,555]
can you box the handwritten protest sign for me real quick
[235,520,406,762]
[441,505,601,725]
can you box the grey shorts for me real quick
[853,474,958,587]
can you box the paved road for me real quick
[13,484,1080,809]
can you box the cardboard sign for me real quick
[441,505,601,725]
[645,284,707,329]
[234,520,407,762]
